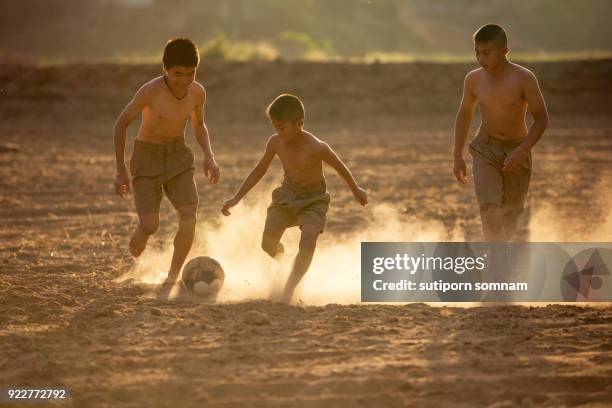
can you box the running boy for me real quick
[453,24,548,242]
[221,94,367,303]
[113,38,220,300]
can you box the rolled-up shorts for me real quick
[468,128,532,214]
[264,179,331,233]
[129,138,198,214]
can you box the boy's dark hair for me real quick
[266,94,305,122]
[473,24,507,48]
[163,38,200,69]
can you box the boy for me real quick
[221,94,367,303]
[113,38,220,301]
[453,24,548,242]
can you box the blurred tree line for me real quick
[1,0,610,62]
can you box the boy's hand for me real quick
[203,155,221,185]
[453,156,468,184]
[115,167,130,198]
[352,187,368,206]
[503,148,527,172]
[221,197,240,216]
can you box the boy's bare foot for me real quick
[156,281,172,302]
[156,278,178,302]
[129,228,148,257]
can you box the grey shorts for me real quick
[129,138,198,214]
[468,128,532,214]
[264,179,331,233]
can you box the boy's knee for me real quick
[177,204,197,221]
[261,229,285,258]
[299,225,320,249]
[261,237,279,257]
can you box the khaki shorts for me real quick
[468,128,532,214]
[129,139,198,214]
[264,179,331,233]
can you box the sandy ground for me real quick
[1,60,612,407]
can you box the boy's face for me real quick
[474,41,508,71]
[271,118,303,139]
[164,65,197,89]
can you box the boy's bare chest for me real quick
[475,78,525,111]
[277,145,320,168]
[146,94,194,123]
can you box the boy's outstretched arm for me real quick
[321,142,367,206]
[453,72,477,184]
[221,137,276,216]
[503,72,549,172]
[113,84,151,198]
[191,85,220,184]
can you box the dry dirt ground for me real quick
[1,60,611,407]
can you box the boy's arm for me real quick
[321,142,367,206]
[221,137,276,215]
[453,72,477,184]
[503,71,549,172]
[113,84,150,197]
[191,85,220,184]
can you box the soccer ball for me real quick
[181,256,225,297]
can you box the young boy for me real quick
[221,94,367,303]
[113,38,220,300]
[453,24,549,242]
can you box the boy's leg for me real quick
[470,144,505,242]
[129,213,159,257]
[157,203,197,301]
[501,208,519,242]
[280,224,320,304]
[500,151,532,242]
[263,203,296,260]
[129,176,163,257]
[164,167,199,280]
[157,168,199,300]
[129,143,164,257]
[261,227,289,301]
[168,203,198,280]
[479,203,506,242]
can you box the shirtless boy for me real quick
[221,94,367,303]
[113,38,220,300]
[453,24,549,242]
